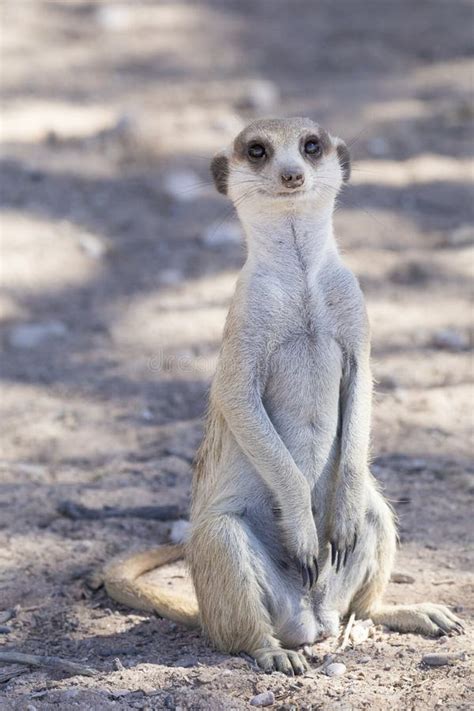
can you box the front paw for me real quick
[327,508,362,573]
[282,517,319,589]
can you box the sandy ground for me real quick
[0,1,473,709]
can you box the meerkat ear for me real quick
[335,139,351,182]
[210,152,229,195]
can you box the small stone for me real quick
[438,636,448,645]
[391,572,415,584]
[140,408,154,422]
[113,657,125,671]
[432,329,470,352]
[169,519,190,544]
[85,570,104,591]
[78,232,108,259]
[109,689,130,698]
[95,5,133,31]
[202,220,242,247]
[422,652,467,667]
[163,170,202,202]
[237,80,280,111]
[358,656,371,664]
[176,655,198,668]
[445,224,474,247]
[8,321,68,349]
[350,619,374,645]
[325,662,346,677]
[63,690,80,700]
[250,690,275,707]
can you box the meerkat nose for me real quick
[280,170,305,188]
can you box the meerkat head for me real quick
[210,117,350,214]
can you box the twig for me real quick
[0,652,96,677]
[336,612,355,652]
[58,500,181,521]
[0,609,16,624]
[432,579,455,586]
[0,666,26,684]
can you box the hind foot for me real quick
[371,603,464,636]
[254,647,308,675]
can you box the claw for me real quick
[352,532,358,552]
[313,557,319,585]
[301,564,308,588]
[343,547,349,567]
[336,549,342,573]
[308,564,314,589]
[330,542,336,566]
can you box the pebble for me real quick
[77,232,108,259]
[169,519,191,544]
[432,328,470,352]
[250,690,275,707]
[324,662,347,677]
[237,80,280,111]
[95,5,133,31]
[8,321,68,349]
[202,220,242,247]
[163,170,203,202]
[391,572,415,584]
[175,654,198,668]
[350,619,374,646]
[422,652,467,667]
[63,690,80,700]
[109,689,131,698]
[358,656,371,664]
[445,224,474,247]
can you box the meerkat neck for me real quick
[241,202,338,276]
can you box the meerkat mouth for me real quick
[258,188,311,199]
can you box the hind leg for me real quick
[349,483,463,636]
[187,512,310,674]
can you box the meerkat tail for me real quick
[104,544,200,628]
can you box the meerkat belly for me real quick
[264,332,342,478]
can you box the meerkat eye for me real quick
[247,143,266,160]
[304,138,322,157]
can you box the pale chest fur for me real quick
[257,276,344,478]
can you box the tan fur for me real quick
[104,545,199,627]
[104,118,463,674]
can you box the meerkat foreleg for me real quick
[329,347,372,571]
[213,378,319,588]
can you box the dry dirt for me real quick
[0,1,473,709]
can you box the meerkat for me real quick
[104,117,463,674]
